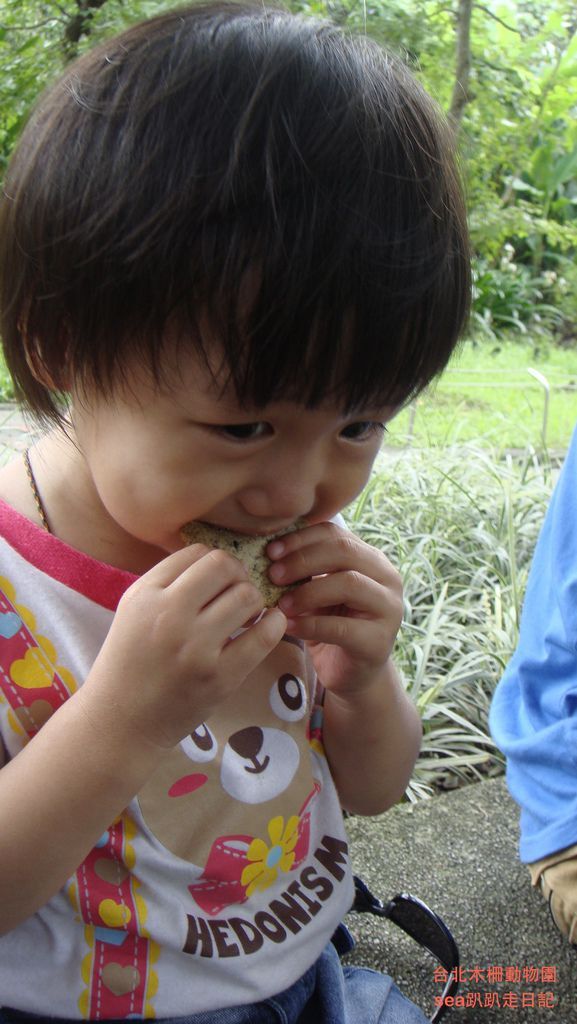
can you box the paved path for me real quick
[0,402,42,461]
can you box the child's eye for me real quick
[216,422,271,441]
[341,421,386,441]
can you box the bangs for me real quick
[171,171,469,414]
[183,286,446,417]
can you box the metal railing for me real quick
[405,368,575,448]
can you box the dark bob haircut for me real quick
[0,1,470,424]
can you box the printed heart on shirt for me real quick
[98,898,132,928]
[14,699,54,732]
[101,963,141,997]
[94,858,129,886]
[10,648,53,689]
[0,612,21,639]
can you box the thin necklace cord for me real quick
[23,448,51,533]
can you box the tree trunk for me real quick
[448,0,473,133]
[63,0,109,61]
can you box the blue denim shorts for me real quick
[0,939,427,1024]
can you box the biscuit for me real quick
[180,519,306,607]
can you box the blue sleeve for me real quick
[489,427,577,862]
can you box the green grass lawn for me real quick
[389,338,577,452]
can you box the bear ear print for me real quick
[180,519,307,608]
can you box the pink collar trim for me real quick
[0,499,138,611]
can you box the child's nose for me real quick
[240,475,318,521]
[239,445,329,520]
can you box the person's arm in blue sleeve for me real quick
[490,427,577,863]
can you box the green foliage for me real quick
[0,2,59,178]
[0,0,174,177]
[472,247,565,339]
[346,442,555,799]
[457,0,577,334]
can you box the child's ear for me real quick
[23,343,68,392]
[21,323,71,393]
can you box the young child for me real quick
[490,427,577,945]
[0,3,470,1020]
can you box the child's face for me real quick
[70,345,394,568]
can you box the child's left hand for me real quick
[267,521,403,698]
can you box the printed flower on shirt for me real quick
[241,815,300,896]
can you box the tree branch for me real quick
[62,0,109,60]
[47,0,75,17]
[0,19,66,30]
[474,4,522,35]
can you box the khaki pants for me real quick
[529,843,577,944]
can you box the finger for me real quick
[200,579,264,636]
[136,545,247,615]
[139,542,213,587]
[268,524,395,589]
[283,613,385,661]
[278,570,391,619]
[221,608,288,676]
[166,547,253,614]
[266,520,321,558]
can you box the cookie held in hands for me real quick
[180,519,306,607]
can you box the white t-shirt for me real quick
[0,502,353,1018]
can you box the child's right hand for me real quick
[0,543,289,935]
[81,544,288,750]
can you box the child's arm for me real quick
[321,659,422,814]
[0,684,165,936]
[0,544,287,936]
[268,522,421,814]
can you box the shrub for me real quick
[345,442,556,799]
[472,247,566,341]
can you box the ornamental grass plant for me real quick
[345,441,557,801]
